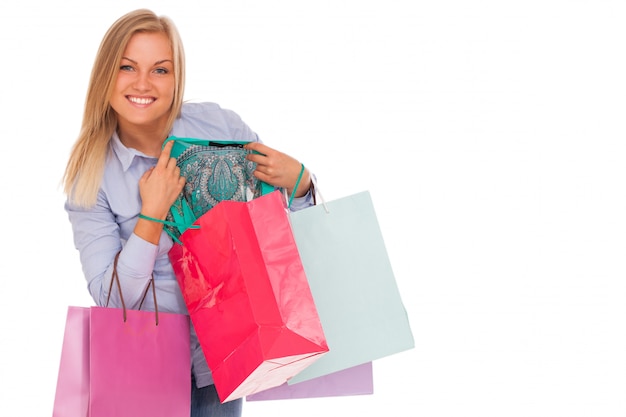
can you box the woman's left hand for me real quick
[244,142,310,198]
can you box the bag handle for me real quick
[163,136,249,149]
[137,213,195,245]
[106,252,160,325]
[294,173,329,214]
[286,163,305,209]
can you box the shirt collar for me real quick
[111,131,156,172]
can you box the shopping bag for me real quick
[162,136,273,241]
[246,362,374,401]
[169,190,328,403]
[52,307,90,417]
[287,189,414,384]
[52,255,191,417]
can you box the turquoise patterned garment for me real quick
[164,138,270,240]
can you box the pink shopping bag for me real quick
[52,307,90,417]
[52,255,191,417]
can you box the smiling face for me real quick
[110,31,175,140]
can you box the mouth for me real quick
[127,96,156,105]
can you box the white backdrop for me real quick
[1,1,625,416]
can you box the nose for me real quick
[132,70,151,92]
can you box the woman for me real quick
[63,9,314,417]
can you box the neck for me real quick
[117,123,168,157]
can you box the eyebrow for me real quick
[121,56,174,65]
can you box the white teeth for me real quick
[128,96,154,105]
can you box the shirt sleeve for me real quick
[65,190,157,308]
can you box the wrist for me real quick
[135,214,165,245]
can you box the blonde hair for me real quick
[63,9,186,207]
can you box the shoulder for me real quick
[180,101,248,129]
[180,101,225,116]
[172,102,257,141]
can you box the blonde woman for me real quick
[63,9,314,417]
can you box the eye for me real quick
[154,67,170,75]
[120,65,134,72]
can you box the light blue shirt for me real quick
[65,102,314,387]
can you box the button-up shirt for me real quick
[65,101,314,387]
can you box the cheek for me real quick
[113,72,130,88]
[163,79,176,96]
[109,81,129,111]
[159,81,176,103]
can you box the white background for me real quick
[1,1,625,416]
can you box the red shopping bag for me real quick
[52,257,191,417]
[169,190,328,403]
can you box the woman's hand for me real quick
[244,142,311,198]
[136,141,185,244]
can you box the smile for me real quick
[127,96,155,105]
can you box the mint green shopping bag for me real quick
[287,189,414,384]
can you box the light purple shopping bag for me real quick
[246,362,373,401]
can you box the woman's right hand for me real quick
[135,141,185,244]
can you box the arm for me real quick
[65,193,160,308]
[66,141,185,308]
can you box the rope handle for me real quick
[138,213,199,245]
[106,251,160,325]
[137,214,189,228]
[287,163,306,209]
[281,164,329,213]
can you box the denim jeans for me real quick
[191,381,243,417]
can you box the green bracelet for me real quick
[138,213,181,227]
[288,163,305,209]
[138,213,199,230]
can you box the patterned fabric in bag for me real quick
[164,136,273,241]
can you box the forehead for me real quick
[123,32,172,59]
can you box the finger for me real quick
[157,140,174,167]
[251,169,270,184]
[244,141,272,156]
[246,151,265,165]
[141,166,155,180]
[137,167,153,190]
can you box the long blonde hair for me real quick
[63,9,186,207]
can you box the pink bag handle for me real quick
[106,252,159,325]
